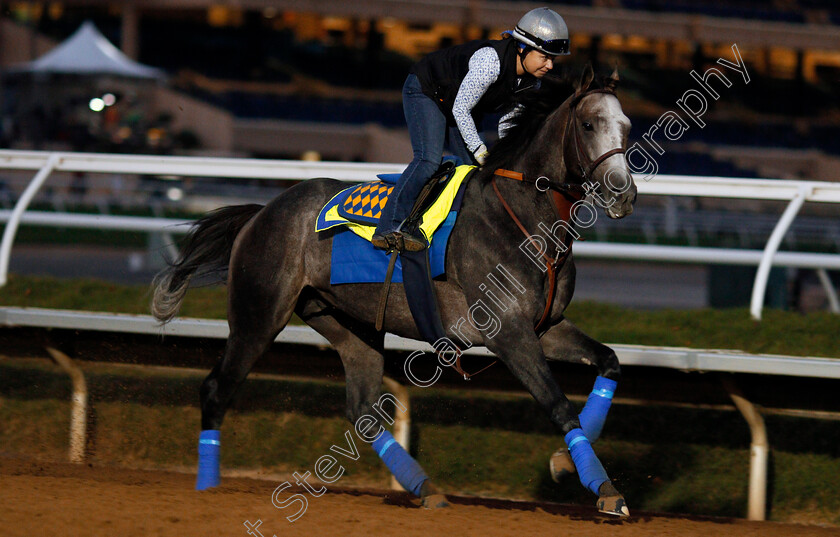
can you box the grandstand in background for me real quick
[1,0,839,179]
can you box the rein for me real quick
[451,87,623,380]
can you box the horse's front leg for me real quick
[483,326,628,517]
[540,318,621,488]
[541,317,620,442]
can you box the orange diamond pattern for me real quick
[342,181,395,221]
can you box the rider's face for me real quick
[522,50,556,78]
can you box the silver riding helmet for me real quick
[512,7,570,56]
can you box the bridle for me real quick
[451,87,626,380]
[566,88,627,182]
[493,87,627,207]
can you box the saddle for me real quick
[315,160,467,244]
[316,161,477,362]
[373,160,460,332]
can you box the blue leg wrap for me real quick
[565,428,609,495]
[371,431,428,497]
[578,376,617,443]
[196,429,221,490]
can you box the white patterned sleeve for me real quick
[498,104,523,139]
[452,47,501,153]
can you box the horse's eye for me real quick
[582,122,594,131]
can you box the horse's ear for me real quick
[575,63,595,94]
[605,66,620,91]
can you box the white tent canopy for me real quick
[6,21,164,79]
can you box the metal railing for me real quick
[1,149,839,320]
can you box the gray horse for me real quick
[152,67,636,517]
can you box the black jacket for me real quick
[410,38,538,125]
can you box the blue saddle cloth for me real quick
[326,159,471,285]
[330,212,457,284]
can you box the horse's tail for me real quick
[151,204,263,324]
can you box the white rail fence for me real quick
[1,149,839,320]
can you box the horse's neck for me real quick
[478,105,572,233]
[470,169,558,244]
[522,104,571,181]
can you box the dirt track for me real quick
[2,456,838,537]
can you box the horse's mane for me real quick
[483,73,612,171]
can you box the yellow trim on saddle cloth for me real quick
[316,164,475,244]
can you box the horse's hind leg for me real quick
[196,327,277,489]
[540,318,621,486]
[196,231,302,489]
[300,305,448,508]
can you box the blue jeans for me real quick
[375,74,473,235]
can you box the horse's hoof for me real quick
[597,481,630,517]
[420,480,450,509]
[422,493,449,509]
[549,448,577,482]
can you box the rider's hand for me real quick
[473,144,489,166]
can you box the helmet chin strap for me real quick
[517,44,533,76]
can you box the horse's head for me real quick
[562,66,637,218]
[485,67,637,220]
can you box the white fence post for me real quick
[0,152,60,286]
[46,346,88,463]
[721,375,768,521]
[816,269,840,314]
[749,187,810,320]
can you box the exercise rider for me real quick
[372,7,572,252]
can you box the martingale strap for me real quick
[451,169,582,381]
[490,168,584,332]
[493,167,587,197]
